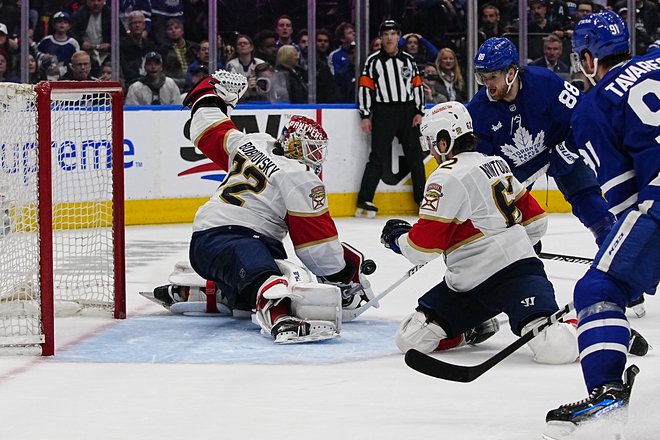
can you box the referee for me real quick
[355,19,426,218]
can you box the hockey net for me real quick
[0,81,125,355]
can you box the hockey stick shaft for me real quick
[404,302,575,382]
[342,264,426,321]
[538,252,593,265]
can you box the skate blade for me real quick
[139,293,234,316]
[275,330,338,344]
[542,419,627,440]
[354,208,376,219]
[139,291,172,309]
[169,301,233,316]
[631,303,646,318]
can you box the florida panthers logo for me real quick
[309,185,327,209]
[421,183,443,211]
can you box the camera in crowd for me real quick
[422,72,441,82]
[256,77,271,92]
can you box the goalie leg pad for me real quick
[523,317,578,364]
[254,275,293,334]
[275,259,316,285]
[290,283,342,332]
[395,311,449,354]
[253,276,338,344]
[168,261,208,288]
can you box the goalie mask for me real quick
[420,101,473,162]
[278,116,329,167]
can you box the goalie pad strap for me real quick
[260,277,288,294]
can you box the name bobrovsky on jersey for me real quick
[238,142,281,178]
[479,158,512,179]
[604,55,660,97]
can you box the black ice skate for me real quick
[464,317,500,345]
[355,201,378,219]
[629,328,650,356]
[139,284,187,309]
[542,365,639,440]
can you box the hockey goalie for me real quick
[141,70,375,344]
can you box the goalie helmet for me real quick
[419,101,473,160]
[572,11,629,61]
[278,115,329,167]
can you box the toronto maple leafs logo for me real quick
[501,126,547,166]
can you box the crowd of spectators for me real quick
[0,0,658,105]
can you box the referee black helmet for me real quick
[379,20,401,35]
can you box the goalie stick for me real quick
[342,264,425,321]
[538,252,593,265]
[404,302,575,383]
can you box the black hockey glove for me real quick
[381,219,412,255]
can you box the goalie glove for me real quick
[182,70,248,114]
[380,219,412,254]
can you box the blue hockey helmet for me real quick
[572,11,630,60]
[474,37,519,73]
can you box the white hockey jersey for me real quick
[187,106,345,277]
[397,152,548,291]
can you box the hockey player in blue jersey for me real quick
[543,11,659,439]
[467,37,615,249]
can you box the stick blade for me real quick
[404,349,480,383]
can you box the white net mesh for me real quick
[50,90,116,309]
[0,83,42,347]
[0,83,121,352]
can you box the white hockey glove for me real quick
[209,70,248,108]
[183,70,248,112]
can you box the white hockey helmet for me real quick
[278,115,329,167]
[419,101,473,160]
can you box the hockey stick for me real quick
[404,301,575,383]
[342,264,426,321]
[538,252,593,265]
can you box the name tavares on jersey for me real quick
[604,55,660,97]
[238,142,281,178]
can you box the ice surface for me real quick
[0,214,657,440]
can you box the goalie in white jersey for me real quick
[381,101,578,364]
[177,71,372,344]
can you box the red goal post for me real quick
[0,81,125,356]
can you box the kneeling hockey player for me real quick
[381,101,580,364]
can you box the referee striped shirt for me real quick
[358,49,425,118]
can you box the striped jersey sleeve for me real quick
[358,50,425,118]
